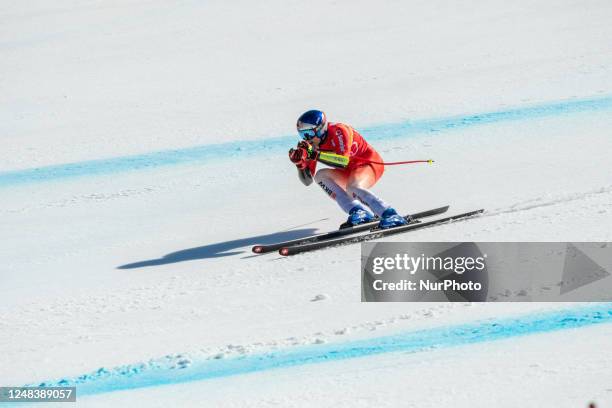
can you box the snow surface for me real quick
[1,0,612,406]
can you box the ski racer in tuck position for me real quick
[289,110,410,229]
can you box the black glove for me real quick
[297,141,318,160]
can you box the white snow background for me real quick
[1,0,612,406]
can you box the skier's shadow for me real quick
[117,228,318,269]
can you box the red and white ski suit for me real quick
[305,123,385,182]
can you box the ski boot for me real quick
[378,207,411,229]
[339,204,376,229]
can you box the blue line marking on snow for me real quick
[32,304,612,397]
[2,95,612,188]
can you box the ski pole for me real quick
[353,159,434,166]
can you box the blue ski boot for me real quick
[378,207,410,229]
[340,204,376,229]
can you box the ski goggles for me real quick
[298,127,318,140]
[297,122,326,140]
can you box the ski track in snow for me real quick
[486,185,612,218]
[1,94,611,188]
[29,304,612,397]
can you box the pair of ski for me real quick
[252,206,484,256]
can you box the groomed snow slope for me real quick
[1,0,612,406]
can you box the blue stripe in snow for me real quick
[2,95,611,188]
[33,304,612,397]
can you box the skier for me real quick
[289,109,410,229]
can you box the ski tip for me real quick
[252,246,264,254]
[279,247,290,256]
